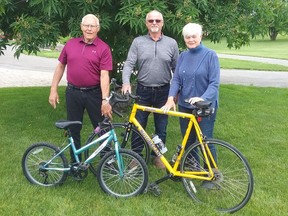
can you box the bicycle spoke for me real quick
[181,139,253,213]
[97,149,148,197]
[22,143,68,186]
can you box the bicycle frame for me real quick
[43,128,124,176]
[129,103,218,181]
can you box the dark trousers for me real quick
[133,83,169,156]
[66,86,103,162]
[178,104,218,163]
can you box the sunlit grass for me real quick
[220,58,288,71]
[204,35,288,60]
[0,85,287,216]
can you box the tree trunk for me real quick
[269,27,278,41]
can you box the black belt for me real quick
[137,83,170,90]
[68,83,100,91]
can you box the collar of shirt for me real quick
[147,33,163,42]
[188,42,204,53]
[79,36,99,46]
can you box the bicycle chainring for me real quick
[70,164,89,181]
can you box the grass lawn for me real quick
[204,35,288,60]
[219,58,288,71]
[1,35,287,215]
[0,85,287,216]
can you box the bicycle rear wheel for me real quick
[181,139,254,213]
[22,142,68,186]
[113,123,150,162]
[97,149,148,198]
[84,123,150,176]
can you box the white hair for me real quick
[81,14,99,26]
[146,10,163,21]
[182,23,203,37]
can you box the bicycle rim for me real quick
[181,139,254,213]
[97,149,148,198]
[22,142,68,186]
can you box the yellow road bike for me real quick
[86,80,253,213]
[109,91,253,213]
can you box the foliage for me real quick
[248,0,288,40]
[1,0,288,79]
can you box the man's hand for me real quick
[49,62,65,109]
[101,101,113,119]
[121,84,131,94]
[49,90,59,109]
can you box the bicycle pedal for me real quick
[148,183,161,196]
[71,169,88,181]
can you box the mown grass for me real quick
[2,35,287,216]
[0,85,287,216]
[204,35,288,60]
[219,58,288,71]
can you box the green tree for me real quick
[1,0,286,78]
[248,0,288,40]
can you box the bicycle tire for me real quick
[84,123,150,176]
[22,142,68,186]
[181,139,254,213]
[113,123,150,162]
[96,149,148,198]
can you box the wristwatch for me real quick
[102,97,109,101]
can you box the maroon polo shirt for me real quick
[58,36,113,87]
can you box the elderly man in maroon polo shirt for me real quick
[49,14,113,163]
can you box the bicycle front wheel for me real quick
[181,139,254,213]
[97,149,148,198]
[22,142,68,186]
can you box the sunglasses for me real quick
[147,19,162,24]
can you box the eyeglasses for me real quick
[82,24,98,29]
[147,19,162,24]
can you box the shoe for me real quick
[153,157,165,169]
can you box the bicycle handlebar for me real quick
[108,78,141,118]
[108,91,140,117]
[108,78,213,118]
[110,78,122,91]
